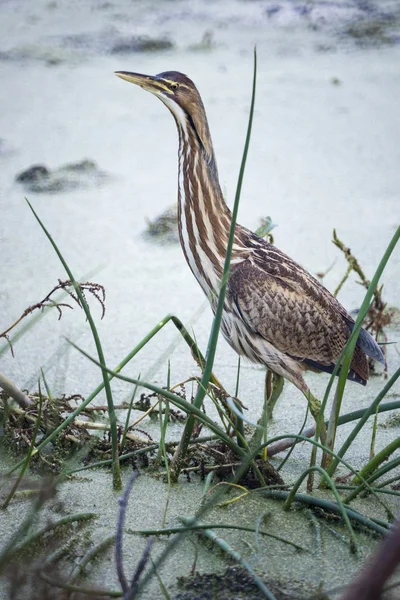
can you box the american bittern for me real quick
[115,70,384,427]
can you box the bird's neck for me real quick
[175,118,234,297]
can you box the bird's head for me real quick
[115,70,213,159]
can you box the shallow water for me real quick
[1,1,400,595]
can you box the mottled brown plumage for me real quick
[227,242,369,390]
[116,68,384,405]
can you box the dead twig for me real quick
[0,279,106,354]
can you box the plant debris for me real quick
[0,279,106,356]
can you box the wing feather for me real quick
[227,247,380,382]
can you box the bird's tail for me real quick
[303,358,368,386]
[347,321,385,364]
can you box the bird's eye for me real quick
[170,82,179,91]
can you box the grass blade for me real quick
[326,367,400,477]
[25,198,121,490]
[179,517,278,600]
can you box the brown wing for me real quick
[254,242,384,366]
[228,256,369,381]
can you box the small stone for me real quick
[145,205,178,243]
[15,159,106,193]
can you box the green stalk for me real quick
[195,376,247,446]
[26,199,121,490]
[270,397,400,462]
[202,472,214,497]
[326,367,400,477]
[344,456,400,503]
[120,376,141,452]
[248,372,271,459]
[234,356,241,397]
[160,361,171,527]
[277,405,309,471]
[323,225,400,468]
[306,513,324,590]
[337,400,400,425]
[337,485,400,498]
[42,536,81,567]
[169,48,258,482]
[257,490,387,536]
[283,466,358,553]
[376,473,400,490]
[69,534,115,582]
[233,357,246,447]
[370,405,379,460]
[340,506,391,529]
[40,368,53,401]
[131,523,306,552]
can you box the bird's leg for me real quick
[248,369,285,461]
[303,389,327,445]
[265,371,285,421]
[263,370,284,460]
[259,371,271,461]
[321,385,341,470]
[302,389,328,491]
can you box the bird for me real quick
[115,69,384,429]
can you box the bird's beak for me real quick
[115,71,172,95]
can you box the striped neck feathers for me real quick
[161,94,233,278]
